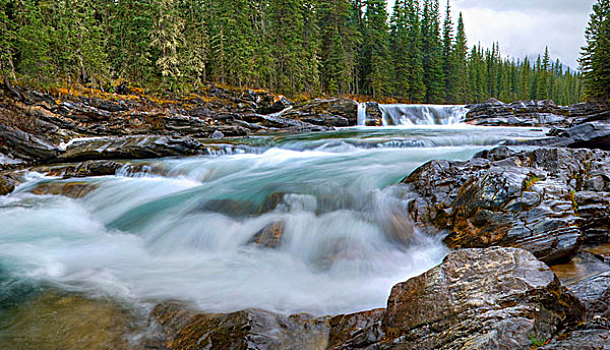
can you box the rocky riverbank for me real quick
[1,84,610,349]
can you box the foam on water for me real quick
[0,126,546,316]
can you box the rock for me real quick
[565,122,610,150]
[282,99,358,126]
[568,272,610,318]
[0,174,17,195]
[381,247,585,350]
[32,160,127,178]
[402,147,610,264]
[0,124,59,162]
[60,135,207,162]
[463,100,609,128]
[247,221,285,248]
[151,302,330,350]
[538,328,610,350]
[327,309,384,350]
[211,130,225,139]
[257,96,292,115]
[551,251,610,285]
[30,181,99,199]
[0,291,139,350]
[364,102,383,126]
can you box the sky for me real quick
[388,0,597,69]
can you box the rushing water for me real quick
[0,123,547,346]
[380,104,469,125]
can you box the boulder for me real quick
[59,135,208,162]
[0,291,139,350]
[282,99,358,126]
[30,181,99,199]
[568,272,610,318]
[247,221,285,248]
[538,328,610,350]
[327,309,384,350]
[0,174,17,195]
[381,247,584,350]
[0,124,58,162]
[402,147,610,264]
[151,302,330,350]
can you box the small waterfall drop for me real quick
[379,104,469,126]
[357,102,367,126]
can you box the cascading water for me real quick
[357,102,367,126]
[379,104,469,126]
[0,126,548,347]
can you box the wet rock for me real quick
[364,102,383,126]
[257,96,292,115]
[151,302,330,350]
[402,147,610,264]
[33,160,126,178]
[60,135,208,161]
[381,247,584,350]
[0,291,137,350]
[0,124,58,162]
[282,98,358,126]
[30,181,99,199]
[197,198,257,217]
[568,272,610,318]
[538,328,610,350]
[248,221,285,248]
[551,251,610,285]
[565,122,610,150]
[0,174,17,195]
[327,309,384,350]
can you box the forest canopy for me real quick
[0,0,585,104]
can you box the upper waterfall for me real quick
[380,104,469,126]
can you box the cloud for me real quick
[387,0,596,69]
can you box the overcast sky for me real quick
[388,0,596,69]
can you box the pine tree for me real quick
[319,0,357,95]
[450,12,467,102]
[390,0,424,101]
[362,0,391,97]
[421,0,444,103]
[180,0,208,90]
[441,0,454,102]
[580,0,610,101]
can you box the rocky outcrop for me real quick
[327,309,384,350]
[465,100,608,127]
[518,121,610,151]
[59,135,208,162]
[402,147,610,263]
[568,272,610,319]
[380,247,584,349]
[0,124,59,162]
[538,328,610,350]
[151,303,330,350]
[282,99,358,127]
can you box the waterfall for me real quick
[357,102,367,126]
[379,104,469,126]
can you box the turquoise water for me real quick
[0,125,545,318]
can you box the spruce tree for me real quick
[580,0,610,101]
[421,0,444,103]
[362,0,391,97]
[442,0,454,102]
[451,12,467,103]
[319,0,357,95]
